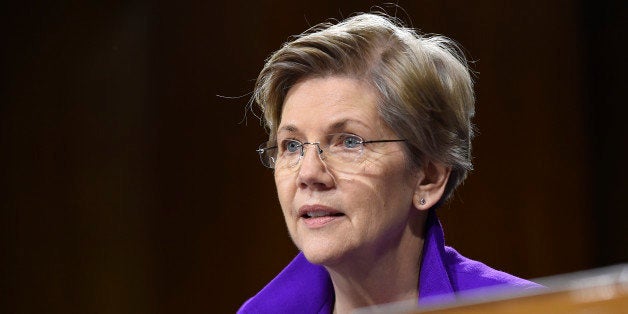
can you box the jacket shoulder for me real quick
[238,253,334,314]
[443,246,544,292]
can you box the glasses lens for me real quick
[271,134,366,173]
[278,142,303,169]
[327,133,364,164]
[259,134,400,173]
[258,142,277,168]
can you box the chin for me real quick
[302,249,342,266]
[297,237,352,267]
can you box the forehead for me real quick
[278,76,384,135]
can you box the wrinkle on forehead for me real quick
[278,118,375,136]
[278,76,393,139]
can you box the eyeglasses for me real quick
[256,133,406,172]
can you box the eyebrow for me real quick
[328,119,370,132]
[277,124,298,134]
[277,118,371,135]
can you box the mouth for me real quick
[298,205,345,227]
[301,210,345,219]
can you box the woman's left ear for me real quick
[413,161,451,210]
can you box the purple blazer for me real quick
[239,210,542,313]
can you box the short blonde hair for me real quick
[253,12,475,202]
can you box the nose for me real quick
[300,142,323,157]
[296,143,334,190]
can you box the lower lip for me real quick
[301,215,344,228]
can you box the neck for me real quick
[326,212,427,314]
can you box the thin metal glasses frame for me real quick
[256,135,406,169]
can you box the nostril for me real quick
[296,154,334,191]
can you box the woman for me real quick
[240,12,541,313]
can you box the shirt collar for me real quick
[417,209,457,305]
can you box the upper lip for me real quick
[298,204,344,218]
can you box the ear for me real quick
[413,161,451,211]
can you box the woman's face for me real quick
[275,76,422,266]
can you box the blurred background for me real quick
[2,0,626,313]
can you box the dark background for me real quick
[3,1,626,313]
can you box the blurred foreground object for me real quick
[355,264,628,313]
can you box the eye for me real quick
[282,139,302,153]
[337,134,363,149]
[343,136,362,149]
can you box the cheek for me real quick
[364,167,414,215]
[274,175,294,211]
[341,176,392,222]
